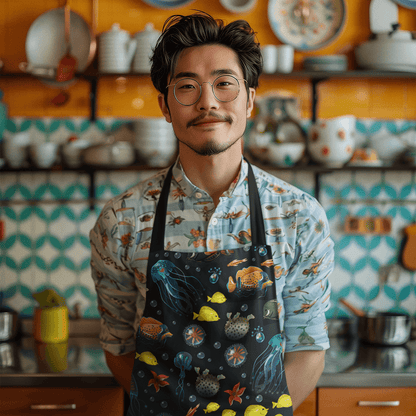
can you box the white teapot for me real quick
[133,23,161,73]
[99,23,137,73]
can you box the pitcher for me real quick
[99,23,137,73]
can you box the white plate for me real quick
[393,0,416,9]
[268,0,346,50]
[141,0,195,8]
[25,8,95,87]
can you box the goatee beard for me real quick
[177,136,242,156]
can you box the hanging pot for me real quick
[340,299,412,346]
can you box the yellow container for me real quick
[35,341,68,373]
[33,306,69,343]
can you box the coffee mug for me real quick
[276,45,294,74]
[261,45,278,74]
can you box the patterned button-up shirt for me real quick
[90,158,333,356]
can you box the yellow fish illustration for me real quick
[193,306,220,322]
[228,258,248,267]
[244,404,268,415]
[207,292,227,304]
[204,402,220,413]
[222,410,236,416]
[135,351,158,366]
[273,394,292,408]
[261,259,274,267]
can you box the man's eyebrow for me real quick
[172,69,239,80]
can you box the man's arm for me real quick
[105,350,136,393]
[284,350,325,410]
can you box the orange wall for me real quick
[1,0,416,119]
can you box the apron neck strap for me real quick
[150,159,266,252]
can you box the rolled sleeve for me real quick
[90,204,139,356]
[283,198,334,352]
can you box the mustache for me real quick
[187,112,233,128]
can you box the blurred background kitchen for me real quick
[1,1,416,413]
[1,0,415,321]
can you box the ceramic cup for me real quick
[308,115,356,167]
[276,44,294,73]
[29,142,59,168]
[261,45,278,74]
[4,131,31,168]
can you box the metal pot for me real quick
[0,306,19,342]
[345,343,411,372]
[340,299,412,346]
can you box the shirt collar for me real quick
[171,156,249,199]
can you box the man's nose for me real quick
[197,82,219,110]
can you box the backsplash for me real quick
[1,117,416,320]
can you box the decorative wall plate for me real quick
[392,0,416,9]
[142,0,195,8]
[268,0,347,50]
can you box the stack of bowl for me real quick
[133,118,177,167]
[303,55,348,72]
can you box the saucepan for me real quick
[339,299,412,346]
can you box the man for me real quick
[90,12,333,416]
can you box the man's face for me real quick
[158,44,255,157]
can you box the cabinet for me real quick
[295,390,316,416]
[0,386,124,416]
[318,387,416,416]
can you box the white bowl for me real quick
[263,142,305,167]
[355,38,416,71]
[62,139,90,168]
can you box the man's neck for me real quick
[178,146,243,206]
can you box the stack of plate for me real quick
[133,24,160,74]
[303,55,348,71]
[134,118,177,167]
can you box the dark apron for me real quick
[127,161,293,416]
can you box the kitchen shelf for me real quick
[2,70,416,206]
[3,69,416,122]
[2,163,416,209]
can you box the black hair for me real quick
[150,11,263,101]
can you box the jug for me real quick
[133,23,161,73]
[99,23,137,73]
[248,94,306,166]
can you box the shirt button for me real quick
[195,192,202,199]
[211,218,218,225]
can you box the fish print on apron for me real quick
[127,160,293,416]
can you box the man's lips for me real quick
[187,113,233,128]
[193,119,223,126]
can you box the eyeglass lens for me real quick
[173,75,240,106]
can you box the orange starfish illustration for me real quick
[148,370,169,392]
[224,382,246,405]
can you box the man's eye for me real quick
[178,83,196,90]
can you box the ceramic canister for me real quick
[308,115,356,167]
[33,306,69,343]
[99,23,137,73]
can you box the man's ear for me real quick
[246,88,256,118]
[158,94,172,123]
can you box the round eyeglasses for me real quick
[166,74,246,106]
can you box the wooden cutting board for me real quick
[401,223,416,271]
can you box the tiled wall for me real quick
[1,117,415,320]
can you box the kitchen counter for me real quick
[1,334,415,388]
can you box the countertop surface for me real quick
[1,334,415,388]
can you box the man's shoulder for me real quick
[251,163,314,204]
[100,167,169,214]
